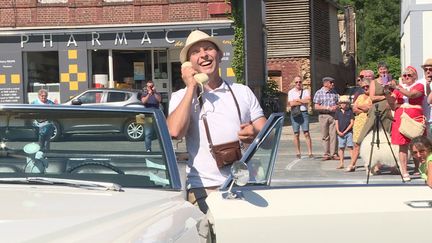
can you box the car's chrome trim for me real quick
[220,113,285,190]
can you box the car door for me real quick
[77,90,104,105]
[206,113,432,243]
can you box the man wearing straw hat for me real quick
[419,58,432,138]
[167,30,267,214]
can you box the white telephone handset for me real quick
[182,62,209,110]
[181,62,209,85]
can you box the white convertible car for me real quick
[0,105,431,243]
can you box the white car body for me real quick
[1,185,202,242]
[2,105,430,243]
[0,105,204,242]
[207,186,432,243]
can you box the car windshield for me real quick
[0,105,178,189]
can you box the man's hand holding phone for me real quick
[181,62,209,88]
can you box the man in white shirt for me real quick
[167,30,266,214]
[288,76,313,158]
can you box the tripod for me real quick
[366,104,404,184]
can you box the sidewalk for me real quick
[280,114,324,157]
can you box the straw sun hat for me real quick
[421,58,432,68]
[179,30,224,63]
[338,95,350,104]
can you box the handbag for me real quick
[291,89,304,118]
[399,109,425,139]
[211,140,242,168]
[199,81,243,168]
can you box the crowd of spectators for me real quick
[289,59,432,184]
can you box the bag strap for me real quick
[401,108,426,123]
[198,81,241,149]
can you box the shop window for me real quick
[27,51,59,91]
[154,50,168,80]
[103,0,132,2]
[171,62,185,92]
[38,0,67,3]
[91,50,109,88]
[113,50,151,89]
[26,51,60,103]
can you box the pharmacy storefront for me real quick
[0,21,234,108]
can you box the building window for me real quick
[113,50,151,89]
[91,50,109,88]
[154,50,168,80]
[103,0,132,2]
[38,0,68,3]
[26,51,60,103]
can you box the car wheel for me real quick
[50,121,61,141]
[124,120,144,141]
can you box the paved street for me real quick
[176,114,424,186]
[272,114,423,186]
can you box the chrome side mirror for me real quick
[71,99,82,105]
[224,161,250,199]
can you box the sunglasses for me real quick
[361,85,369,89]
[402,73,413,78]
[424,67,432,72]
[295,81,302,84]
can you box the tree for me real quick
[336,0,400,75]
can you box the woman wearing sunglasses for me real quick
[345,78,372,172]
[357,63,394,147]
[385,66,425,181]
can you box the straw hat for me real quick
[180,30,224,63]
[338,95,350,104]
[421,58,432,68]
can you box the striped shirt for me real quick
[313,87,339,107]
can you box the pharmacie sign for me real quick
[18,28,228,49]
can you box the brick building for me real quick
[0,0,355,111]
[265,0,356,111]
[0,0,234,107]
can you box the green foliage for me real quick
[360,0,400,64]
[360,56,401,80]
[227,0,245,84]
[336,0,400,73]
[262,79,279,98]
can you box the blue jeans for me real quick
[338,131,353,148]
[291,111,309,133]
[144,122,154,151]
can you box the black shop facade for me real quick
[0,22,234,107]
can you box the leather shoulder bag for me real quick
[199,81,243,168]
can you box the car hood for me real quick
[0,185,203,242]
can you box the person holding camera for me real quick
[167,30,266,214]
[385,66,425,182]
[288,76,312,159]
[419,58,432,138]
[141,80,161,152]
[357,62,394,145]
